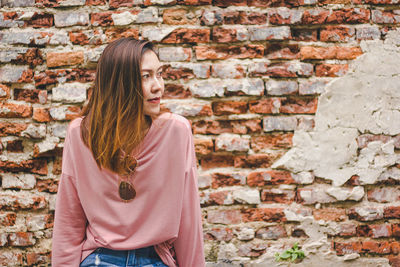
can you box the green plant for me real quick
[274,242,305,262]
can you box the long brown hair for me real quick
[79,38,159,176]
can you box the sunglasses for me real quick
[118,155,138,202]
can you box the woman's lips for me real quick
[147,97,160,104]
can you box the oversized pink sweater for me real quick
[52,112,205,267]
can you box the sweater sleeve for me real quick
[52,123,88,266]
[173,122,206,267]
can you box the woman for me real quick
[51,38,205,267]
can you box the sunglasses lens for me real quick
[119,181,136,201]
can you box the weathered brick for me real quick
[302,9,330,24]
[14,89,47,104]
[0,66,33,83]
[86,0,106,5]
[356,224,392,238]
[0,122,28,137]
[0,251,23,266]
[313,208,347,221]
[348,207,384,221]
[261,186,295,203]
[51,82,88,103]
[91,12,114,26]
[211,64,245,79]
[26,252,51,267]
[201,154,235,170]
[0,102,32,118]
[299,79,327,95]
[250,133,293,151]
[368,187,400,203]
[356,25,381,40]
[252,62,313,78]
[212,28,239,43]
[46,51,84,68]
[213,0,246,7]
[248,26,291,40]
[104,28,139,43]
[162,101,211,117]
[0,158,47,175]
[2,0,34,7]
[69,30,104,45]
[26,214,53,231]
[6,140,24,152]
[266,80,298,95]
[24,12,54,28]
[372,10,400,24]
[163,83,191,99]
[242,208,286,222]
[0,84,10,99]
[297,187,336,204]
[336,223,357,237]
[211,172,246,188]
[177,0,211,5]
[280,96,318,114]
[0,48,43,66]
[247,170,295,186]
[195,45,264,60]
[204,228,234,241]
[265,43,300,59]
[268,7,303,25]
[54,12,89,27]
[201,190,234,206]
[249,98,280,114]
[384,206,400,219]
[300,46,363,60]
[224,11,267,24]
[327,9,370,24]
[234,153,280,168]
[316,63,348,77]
[33,108,51,122]
[0,212,16,226]
[263,116,297,131]
[320,26,355,42]
[194,137,213,155]
[248,0,317,6]
[334,241,362,255]
[207,209,242,224]
[36,179,59,193]
[8,232,36,246]
[158,47,191,62]
[237,243,267,257]
[192,119,262,134]
[291,28,318,41]
[109,0,142,9]
[161,28,210,43]
[163,8,196,24]
[362,241,392,254]
[0,193,47,211]
[2,173,36,190]
[225,79,264,96]
[256,225,287,240]
[34,69,96,87]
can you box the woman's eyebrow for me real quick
[141,66,163,72]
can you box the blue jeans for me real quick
[79,246,168,267]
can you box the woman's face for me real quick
[140,50,164,117]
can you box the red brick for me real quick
[207,209,242,224]
[211,172,244,188]
[291,28,318,41]
[36,179,59,193]
[234,153,280,169]
[268,8,303,25]
[372,10,400,24]
[384,206,400,219]
[356,224,392,238]
[6,140,23,152]
[104,28,139,43]
[35,0,60,7]
[320,26,355,42]
[302,9,330,24]
[242,208,286,222]
[163,8,196,25]
[327,9,370,24]
[265,43,300,59]
[204,228,234,241]
[203,191,233,206]
[0,103,32,118]
[0,122,28,137]
[336,223,357,237]
[194,138,214,155]
[300,46,363,60]
[334,241,362,255]
[52,157,62,175]
[26,252,51,266]
[238,243,267,257]
[34,69,96,87]
[0,251,23,266]
[109,0,139,8]
[177,0,211,5]
[348,207,384,221]
[389,256,400,267]
[195,45,264,60]
[162,65,195,80]
[250,133,293,151]
[161,29,210,44]
[261,188,295,204]
[12,48,43,67]
[91,12,114,26]
[319,0,351,3]
[212,101,247,115]
[24,12,53,28]
[316,64,348,77]
[261,62,313,78]
[0,84,10,100]
[212,28,238,43]
[314,208,347,221]
[0,159,48,175]
[247,170,295,186]
[213,0,246,7]
[47,51,84,68]
[393,224,400,237]
[192,119,262,134]
[280,96,318,114]
[32,108,51,123]
[14,89,47,104]
[362,241,392,254]
[0,212,16,226]
[86,0,106,5]
[0,194,47,211]
[249,98,280,114]
[163,84,191,99]
[224,11,267,24]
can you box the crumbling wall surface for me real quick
[2,0,400,266]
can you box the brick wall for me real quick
[1,0,400,266]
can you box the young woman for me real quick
[51,38,205,267]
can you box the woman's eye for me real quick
[142,74,150,79]
[157,72,163,77]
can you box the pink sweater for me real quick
[52,112,205,267]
